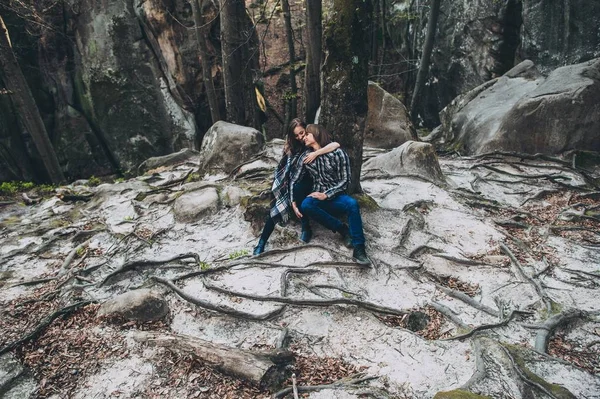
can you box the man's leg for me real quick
[301,197,345,233]
[326,195,365,247]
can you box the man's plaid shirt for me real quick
[289,148,351,201]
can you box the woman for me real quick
[253,119,340,255]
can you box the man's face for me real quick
[293,126,306,142]
[304,132,316,146]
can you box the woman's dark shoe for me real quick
[352,244,371,266]
[338,224,353,248]
[300,228,312,243]
[253,239,266,256]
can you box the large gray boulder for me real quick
[365,82,417,149]
[199,121,265,174]
[363,141,446,185]
[173,186,220,223]
[138,148,201,174]
[98,289,169,322]
[440,58,600,155]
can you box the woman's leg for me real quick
[254,216,275,255]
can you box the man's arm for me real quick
[323,150,350,198]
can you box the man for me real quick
[290,124,370,266]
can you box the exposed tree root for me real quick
[432,253,488,267]
[273,374,378,398]
[443,310,532,341]
[204,282,409,316]
[500,243,554,313]
[0,300,94,355]
[99,253,200,286]
[153,277,285,320]
[57,239,90,276]
[533,309,588,353]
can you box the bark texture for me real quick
[303,0,321,123]
[320,0,373,193]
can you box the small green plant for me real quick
[0,181,35,195]
[113,177,125,184]
[87,175,101,187]
[342,292,353,299]
[200,261,211,271]
[76,246,86,257]
[228,249,249,260]
[185,173,201,183]
[123,215,135,221]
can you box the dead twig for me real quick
[274,374,378,398]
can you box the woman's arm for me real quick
[303,141,340,164]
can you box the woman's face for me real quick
[293,125,306,143]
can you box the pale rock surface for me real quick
[173,186,220,223]
[363,141,446,185]
[98,289,168,322]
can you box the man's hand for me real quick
[308,192,327,201]
[303,151,318,164]
[292,202,303,218]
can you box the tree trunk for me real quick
[319,0,373,194]
[0,15,64,184]
[220,0,260,129]
[134,331,293,389]
[303,0,321,123]
[192,0,221,125]
[410,0,441,125]
[281,0,297,128]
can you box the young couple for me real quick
[253,119,370,266]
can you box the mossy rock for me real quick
[354,192,379,211]
[433,390,491,399]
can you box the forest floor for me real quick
[1,141,599,398]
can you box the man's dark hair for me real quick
[306,124,332,148]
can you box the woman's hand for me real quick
[303,151,319,164]
[292,202,303,218]
[308,192,327,201]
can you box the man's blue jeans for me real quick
[301,195,365,246]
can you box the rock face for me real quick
[199,121,265,174]
[137,148,201,174]
[363,141,446,185]
[0,0,214,181]
[98,289,169,322]
[388,0,600,126]
[365,82,417,149]
[439,59,600,155]
[0,353,36,399]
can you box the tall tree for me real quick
[191,0,221,124]
[303,0,321,123]
[281,0,297,128]
[410,0,441,125]
[0,15,64,184]
[220,0,260,129]
[319,0,373,194]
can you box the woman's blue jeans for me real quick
[301,195,365,246]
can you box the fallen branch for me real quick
[429,301,469,330]
[99,253,200,286]
[273,374,378,399]
[57,239,90,276]
[134,330,293,389]
[153,277,285,320]
[0,300,94,355]
[432,254,487,267]
[204,283,409,316]
[9,277,57,288]
[435,284,498,317]
[534,309,588,353]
